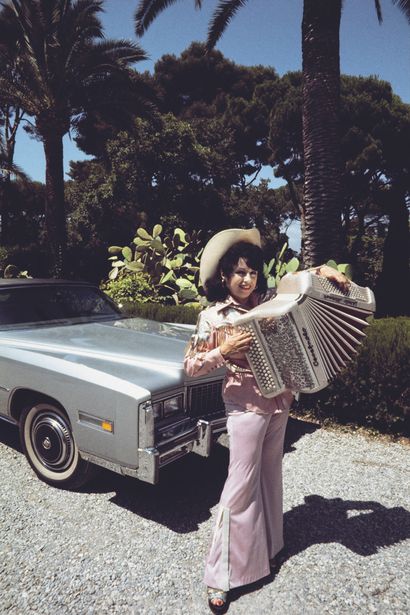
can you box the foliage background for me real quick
[1,44,408,315]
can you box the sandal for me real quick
[207,587,228,614]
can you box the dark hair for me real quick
[204,241,267,302]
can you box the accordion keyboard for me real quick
[312,274,372,303]
[242,313,317,397]
[235,272,375,396]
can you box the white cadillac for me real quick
[0,279,226,489]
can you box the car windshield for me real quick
[0,284,122,329]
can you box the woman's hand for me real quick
[220,330,253,360]
[315,265,350,292]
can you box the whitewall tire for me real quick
[20,403,97,489]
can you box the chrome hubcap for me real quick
[31,411,74,472]
[42,436,52,450]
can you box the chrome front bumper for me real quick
[137,415,227,484]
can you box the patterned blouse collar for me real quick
[216,292,260,314]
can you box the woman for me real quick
[184,228,349,613]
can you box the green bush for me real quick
[101,273,159,305]
[119,301,201,324]
[295,317,410,436]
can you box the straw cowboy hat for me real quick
[199,228,261,286]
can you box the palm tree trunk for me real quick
[302,0,343,267]
[1,174,11,245]
[1,134,18,246]
[43,131,67,277]
[376,182,410,316]
[1,107,20,245]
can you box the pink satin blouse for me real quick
[184,293,294,415]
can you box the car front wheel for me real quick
[20,403,97,489]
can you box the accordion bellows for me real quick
[232,271,376,396]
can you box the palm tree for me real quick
[0,0,148,276]
[135,0,410,267]
[0,9,29,245]
[0,130,29,244]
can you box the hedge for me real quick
[294,317,410,436]
[119,301,201,324]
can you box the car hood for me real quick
[0,318,218,393]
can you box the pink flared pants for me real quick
[204,409,289,591]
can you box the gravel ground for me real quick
[1,418,409,615]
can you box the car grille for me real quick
[188,381,225,418]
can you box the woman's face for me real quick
[224,257,258,305]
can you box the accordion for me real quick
[232,271,376,396]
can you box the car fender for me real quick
[0,346,150,468]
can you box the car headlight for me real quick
[163,394,184,418]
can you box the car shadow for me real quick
[0,415,320,535]
[0,419,20,450]
[92,416,321,531]
[0,417,228,531]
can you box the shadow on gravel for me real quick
[0,419,20,450]
[284,415,320,453]
[228,494,410,606]
[0,416,319,534]
[3,415,409,606]
[83,417,320,532]
[283,494,410,557]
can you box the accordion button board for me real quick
[232,271,376,397]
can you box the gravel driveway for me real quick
[1,418,409,615]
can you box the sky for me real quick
[12,0,410,247]
[13,0,410,183]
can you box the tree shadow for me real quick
[284,415,320,453]
[228,494,410,605]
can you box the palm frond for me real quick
[73,39,148,76]
[135,0,180,37]
[70,0,104,19]
[0,4,22,53]
[392,0,410,23]
[374,0,383,23]
[57,0,105,78]
[89,38,148,58]
[0,76,41,115]
[207,0,248,50]
[7,0,50,87]
[58,0,104,43]
[0,158,30,182]
[0,0,150,138]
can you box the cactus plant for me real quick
[108,225,203,305]
[108,228,350,306]
[326,260,353,280]
[264,243,301,288]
